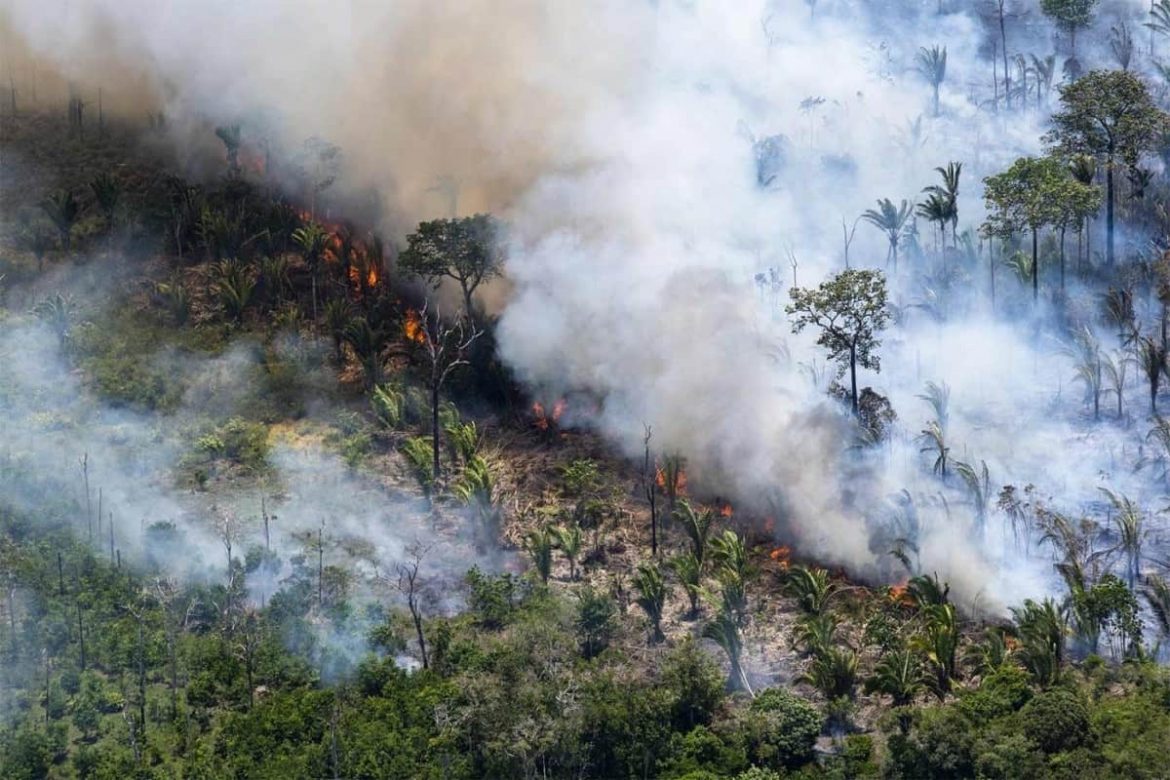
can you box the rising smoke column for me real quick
[5,0,1151,606]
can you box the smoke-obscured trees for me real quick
[860,199,912,273]
[399,215,503,317]
[1040,0,1098,56]
[786,269,889,415]
[1047,71,1167,267]
[983,156,1093,300]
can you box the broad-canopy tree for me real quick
[983,156,1082,300]
[1046,70,1167,267]
[1040,0,1098,55]
[399,214,503,316]
[787,268,889,414]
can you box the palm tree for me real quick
[1151,0,1170,58]
[861,198,913,273]
[792,612,840,656]
[1142,573,1170,659]
[89,173,121,230]
[916,45,947,116]
[917,380,951,432]
[703,606,753,695]
[292,222,330,321]
[1011,598,1067,688]
[954,460,991,533]
[1068,326,1103,420]
[913,604,960,700]
[211,259,257,324]
[526,527,555,585]
[801,643,858,701]
[674,499,713,567]
[669,553,704,618]
[551,524,583,580]
[1137,336,1167,413]
[781,565,837,616]
[923,162,962,244]
[1110,22,1135,71]
[916,192,952,252]
[918,420,949,478]
[1101,488,1145,592]
[864,646,924,708]
[41,190,82,250]
[1103,351,1129,420]
[1030,54,1056,108]
[633,564,668,642]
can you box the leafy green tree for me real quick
[551,524,583,580]
[1047,70,1167,266]
[983,156,1068,300]
[398,215,503,316]
[1019,688,1091,753]
[787,268,889,414]
[860,198,913,272]
[1040,0,1098,55]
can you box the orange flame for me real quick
[532,399,566,432]
[888,579,912,606]
[719,503,734,518]
[770,545,791,570]
[403,309,426,345]
[654,467,688,495]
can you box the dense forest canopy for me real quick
[4,0,1170,778]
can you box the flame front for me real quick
[403,309,426,345]
[770,545,791,570]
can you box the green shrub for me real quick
[1019,688,1090,754]
[560,458,601,497]
[958,663,1034,723]
[726,688,821,770]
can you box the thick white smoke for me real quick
[4,0,1167,610]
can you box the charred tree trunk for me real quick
[1032,228,1039,302]
[1107,151,1116,266]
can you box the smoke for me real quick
[3,0,1168,610]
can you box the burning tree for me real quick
[398,215,503,317]
[786,269,889,415]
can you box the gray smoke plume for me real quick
[4,0,1168,610]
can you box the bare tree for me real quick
[642,425,659,557]
[418,303,482,480]
[396,542,433,670]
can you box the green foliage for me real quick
[781,565,837,616]
[633,563,668,641]
[575,586,616,658]
[1019,688,1091,753]
[452,456,501,545]
[525,526,555,584]
[670,552,705,618]
[371,383,406,429]
[560,458,601,497]
[786,268,889,411]
[400,436,435,497]
[675,499,714,567]
[1041,0,1098,35]
[398,214,503,313]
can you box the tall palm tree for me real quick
[551,524,583,581]
[1150,0,1170,58]
[633,564,668,642]
[918,420,949,478]
[913,604,960,700]
[674,499,713,567]
[1100,488,1145,591]
[923,162,962,245]
[703,606,753,695]
[861,198,913,273]
[1141,573,1170,659]
[1011,598,1067,688]
[917,380,951,432]
[1030,54,1056,108]
[1137,335,1167,413]
[1103,351,1129,420]
[916,45,947,117]
[916,192,952,252]
[526,527,555,585]
[292,222,330,322]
